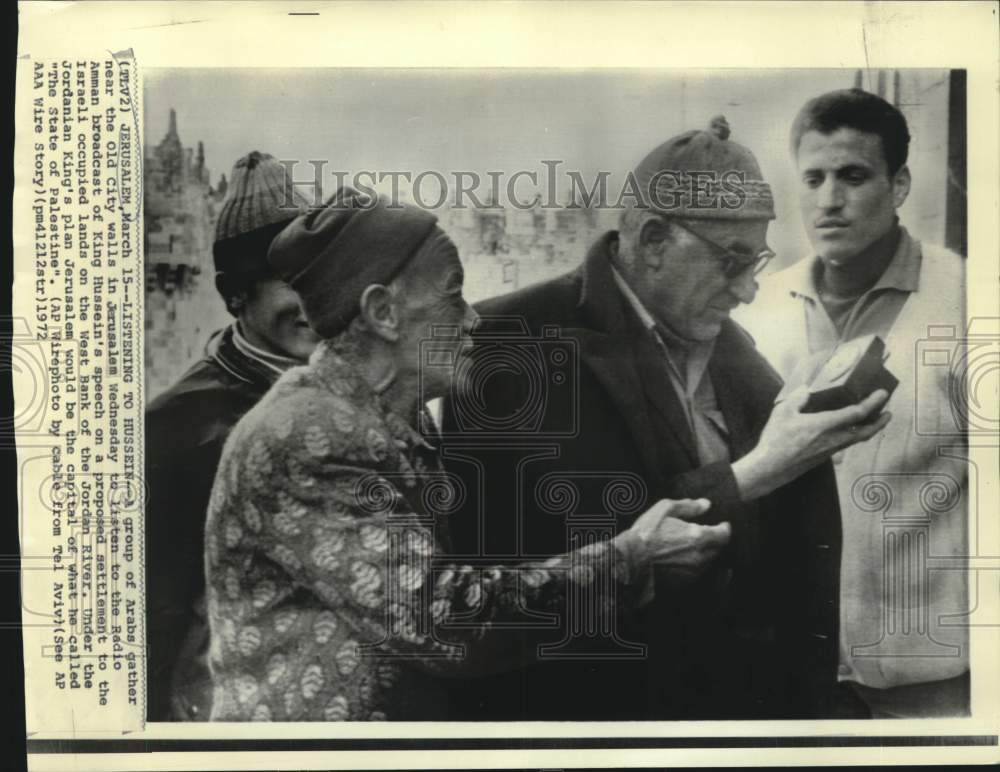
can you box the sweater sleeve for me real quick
[215,391,645,680]
[251,457,639,678]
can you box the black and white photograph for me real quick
[10,3,999,770]
[142,67,971,723]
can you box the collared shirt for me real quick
[611,266,730,465]
[782,225,924,687]
[231,321,304,377]
[791,226,922,354]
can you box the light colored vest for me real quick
[736,240,969,689]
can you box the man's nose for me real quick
[728,267,758,304]
[816,177,844,210]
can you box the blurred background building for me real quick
[143,110,228,398]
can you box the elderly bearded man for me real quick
[146,151,318,721]
[202,187,733,721]
[738,89,969,718]
[441,119,893,721]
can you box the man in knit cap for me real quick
[441,119,891,720]
[201,187,731,721]
[146,151,317,721]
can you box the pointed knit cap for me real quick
[632,117,775,220]
[212,151,312,274]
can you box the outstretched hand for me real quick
[621,498,730,585]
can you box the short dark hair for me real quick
[790,88,911,176]
[212,220,289,316]
[215,270,273,317]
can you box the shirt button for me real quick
[833,451,845,465]
[838,664,852,676]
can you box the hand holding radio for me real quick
[733,336,896,500]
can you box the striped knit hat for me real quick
[212,151,312,274]
[632,117,776,220]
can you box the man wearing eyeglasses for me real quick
[440,118,889,721]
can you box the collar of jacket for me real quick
[206,324,289,390]
[576,231,631,335]
[571,230,780,466]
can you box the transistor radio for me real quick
[800,334,898,413]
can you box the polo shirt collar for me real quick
[871,225,921,293]
[788,223,922,302]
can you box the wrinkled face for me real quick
[796,127,909,267]
[395,234,478,400]
[634,218,769,342]
[240,277,320,361]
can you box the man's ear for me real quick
[637,215,670,269]
[215,271,249,316]
[359,283,401,342]
[891,164,911,209]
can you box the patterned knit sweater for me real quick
[204,333,639,721]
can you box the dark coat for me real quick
[204,335,648,722]
[145,325,280,721]
[440,232,842,720]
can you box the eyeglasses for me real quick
[668,219,775,279]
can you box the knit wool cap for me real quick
[267,187,438,338]
[212,151,312,274]
[632,116,775,220]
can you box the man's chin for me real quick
[817,250,861,269]
[689,319,724,342]
[283,332,321,361]
[814,238,865,267]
